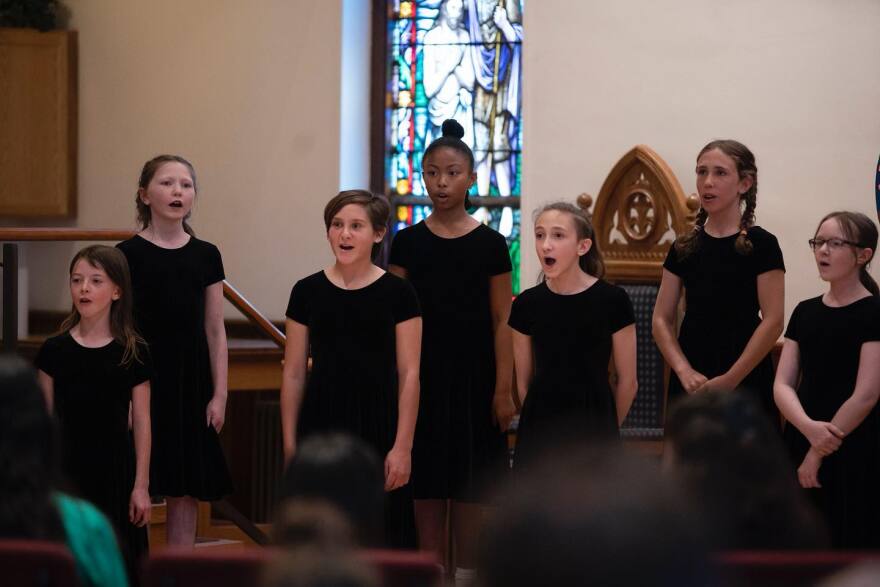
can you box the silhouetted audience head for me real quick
[262,547,379,587]
[273,499,355,551]
[665,389,828,550]
[480,445,712,587]
[0,354,63,540]
[278,433,384,546]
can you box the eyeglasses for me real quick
[808,237,860,251]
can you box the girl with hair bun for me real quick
[508,202,637,470]
[653,140,785,419]
[389,119,514,583]
[774,211,880,548]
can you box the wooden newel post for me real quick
[2,243,19,352]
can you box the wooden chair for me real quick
[577,145,698,443]
[0,539,78,587]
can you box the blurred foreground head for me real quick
[0,354,62,539]
[262,547,379,587]
[480,444,712,587]
[665,389,827,550]
[279,433,385,547]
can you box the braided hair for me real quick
[674,140,758,259]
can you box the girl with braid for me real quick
[653,140,785,421]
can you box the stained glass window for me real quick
[384,0,524,292]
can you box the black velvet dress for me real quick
[286,270,421,548]
[36,333,152,563]
[783,295,880,548]
[508,280,634,471]
[389,221,512,502]
[663,226,785,419]
[118,235,233,500]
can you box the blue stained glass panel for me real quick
[385,0,524,292]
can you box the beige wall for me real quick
[18,0,880,327]
[521,0,880,319]
[23,0,342,321]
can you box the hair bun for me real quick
[441,119,465,140]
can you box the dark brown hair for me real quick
[323,190,390,260]
[0,355,64,541]
[136,154,197,236]
[666,390,828,550]
[60,245,145,366]
[675,140,758,259]
[815,211,879,296]
[535,201,605,279]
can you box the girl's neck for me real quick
[426,207,478,238]
[824,271,871,307]
[703,206,743,237]
[546,265,597,295]
[71,315,114,347]
[325,259,384,290]
[141,217,189,248]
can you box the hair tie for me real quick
[739,228,748,237]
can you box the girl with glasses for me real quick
[774,211,880,548]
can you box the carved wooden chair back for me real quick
[577,145,698,439]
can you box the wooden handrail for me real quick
[0,228,286,348]
[0,228,135,241]
[223,281,286,348]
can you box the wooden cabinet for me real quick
[0,28,77,217]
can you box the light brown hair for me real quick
[60,245,144,366]
[136,154,197,236]
[534,201,605,280]
[675,140,758,259]
[815,211,879,296]
[323,190,390,260]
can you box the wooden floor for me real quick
[148,501,271,551]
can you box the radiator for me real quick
[251,399,283,523]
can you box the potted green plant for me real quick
[0,0,61,31]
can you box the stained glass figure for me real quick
[385,0,523,292]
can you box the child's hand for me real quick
[384,447,411,492]
[492,388,516,431]
[677,367,708,394]
[803,419,844,456]
[694,373,736,394]
[797,449,823,489]
[206,395,227,433]
[129,488,151,527]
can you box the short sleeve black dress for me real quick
[508,280,634,471]
[389,221,512,502]
[35,333,152,561]
[286,270,421,548]
[663,226,785,417]
[783,295,880,548]
[117,235,233,500]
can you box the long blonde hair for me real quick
[60,245,145,366]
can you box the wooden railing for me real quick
[0,228,285,351]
